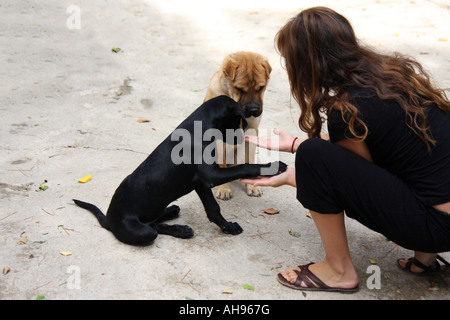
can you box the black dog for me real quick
[73,96,286,246]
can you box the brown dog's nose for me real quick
[244,103,262,118]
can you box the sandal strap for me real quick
[436,255,450,267]
[292,263,331,289]
[405,257,431,272]
[405,256,447,272]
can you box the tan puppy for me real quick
[204,51,272,200]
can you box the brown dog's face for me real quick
[222,52,272,118]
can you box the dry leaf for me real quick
[263,208,279,215]
[18,236,28,245]
[2,267,10,275]
[305,211,312,218]
[223,290,233,294]
[137,119,150,123]
[59,251,72,256]
[438,38,448,42]
[78,174,91,183]
[369,258,377,264]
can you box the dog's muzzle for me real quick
[244,103,262,118]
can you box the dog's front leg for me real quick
[195,185,243,235]
[215,139,233,200]
[244,127,262,197]
[197,161,286,189]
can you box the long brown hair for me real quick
[275,7,450,149]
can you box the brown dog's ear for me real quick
[262,59,272,79]
[222,56,239,81]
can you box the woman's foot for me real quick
[279,260,359,290]
[397,253,450,275]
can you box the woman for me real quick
[241,7,450,293]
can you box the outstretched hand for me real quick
[240,167,296,188]
[245,128,301,153]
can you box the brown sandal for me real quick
[277,263,359,294]
[397,255,450,276]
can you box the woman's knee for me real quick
[295,138,331,167]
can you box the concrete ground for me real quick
[1,0,449,300]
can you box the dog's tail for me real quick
[73,199,110,230]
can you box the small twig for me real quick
[58,225,79,235]
[249,231,272,238]
[33,280,52,291]
[0,211,17,222]
[41,208,57,216]
[177,269,200,294]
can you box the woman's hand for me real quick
[245,128,303,153]
[240,167,296,188]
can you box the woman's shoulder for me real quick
[348,86,377,100]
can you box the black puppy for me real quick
[73,95,286,246]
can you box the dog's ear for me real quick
[222,55,239,81]
[227,99,247,128]
[262,59,272,79]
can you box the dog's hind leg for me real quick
[155,205,180,223]
[195,185,243,235]
[153,223,194,239]
[112,217,159,246]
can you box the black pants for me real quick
[295,138,450,253]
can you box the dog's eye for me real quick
[236,87,246,94]
[257,86,265,92]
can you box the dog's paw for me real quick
[260,161,288,176]
[274,161,288,174]
[215,185,233,200]
[221,222,243,235]
[175,225,195,239]
[246,184,262,197]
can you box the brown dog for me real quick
[204,51,272,200]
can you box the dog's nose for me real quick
[245,103,261,117]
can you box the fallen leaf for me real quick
[369,258,377,264]
[111,47,121,53]
[18,236,28,245]
[428,280,439,291]
[78,174,91,183]
[36,295,45,300]
[137,119,150,123]
[263,208,279,215]
[288,229,301,238]
[222,290,233,294]
[305,211,312,218]
[243,284,254,291]
[2,267,10,275]
[438,38,448,42]
[59,251,72,256]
